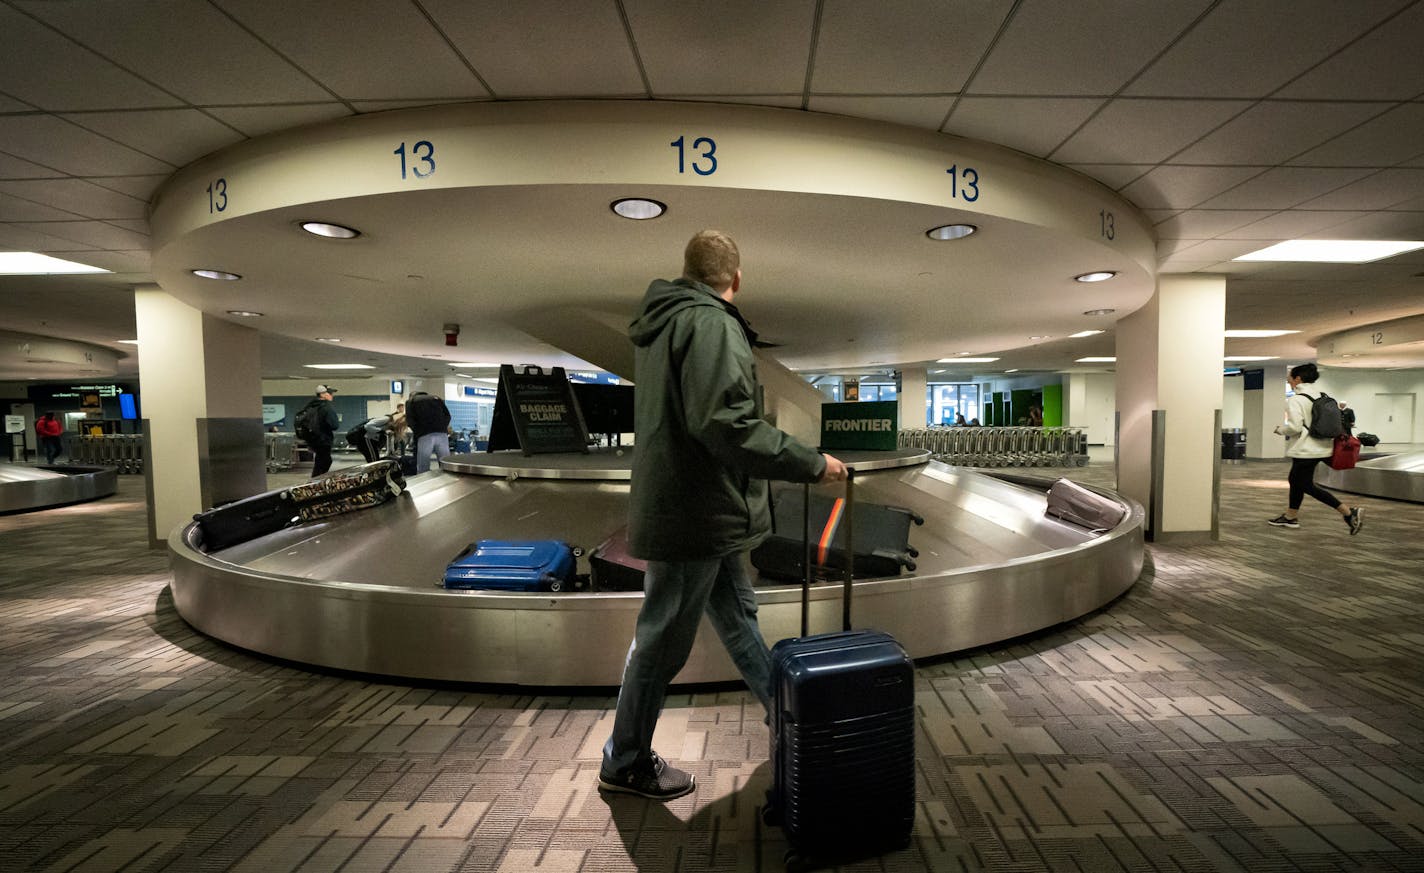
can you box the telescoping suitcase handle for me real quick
[799,467,855,637]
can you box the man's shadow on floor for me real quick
[599,759,783,871]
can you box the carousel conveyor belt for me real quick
[169,448,1145,686]
[1316,450,1424,504]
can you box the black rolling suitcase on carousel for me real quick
[763,469,916,871]
[192,459,407,551]
[751,483,923,582]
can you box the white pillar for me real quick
[1115,275,1225,543]
[897,367,927,430]
[136,287,264,548]
[1243,365,1288,458]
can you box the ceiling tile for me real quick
[1159,238,1263,261]
[970,0,1212,95]
[0,222,100,250]
[0,152,61,179]
[808,96,953,131]
[1170,101,1383,165]
[1309,210,1424,239]
[1051,99,1247,164]
[0,179,148,220]
[15,0,330,105]
[813,0,1011,93]
[1063,164,1152,190]
[945,97,1102,157]
[0,193,84,222]
[0,116,172,175]
[106,219,151,234]
[1118,165,1263,209]
[683,95,804,109]
[1155,210,1279,239]
[422,0,644,98]
[625,0,815,95]
[0,94,34,112]
[1143,209,1180,223]
[1217,210,1376,239]
[64,249,151,273]
[1276,2,1424,100]
[1197,167,1378,209]
[12,220,150,249]
[204,104,353,138]
[86,176,167,201]
[61,110,245,167]
[0,5,181,110]
[1125,0,1408,97]
[1288,103,1424,167]
[216,0,488,100]
[1295,168,1424,210]
[350,99,485,113]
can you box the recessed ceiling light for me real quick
[300,221,360,239]
[1083,308,1116,316]
[448,362,500,368]
[421,353,443,357]
[1069,329,1104,338]
[935,357,999,363]
[1233,239,1424,263]
[118,339,139,345]
[1074,271,1117,283]
[1223,329,1299,338]
[193,269,241,280]
[1004,368,1020,373]
[226,310,263,317]
[0,252,110,274]
[315,337,342,343]
[611,198,666,220]
[304,364,375,370]
[1076,356,1117,363]
[926,224,976,241]
[1029,335,1049,340]
[1224,355,1279,361]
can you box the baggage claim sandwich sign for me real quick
[820,401,898,451]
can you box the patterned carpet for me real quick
[1,455,1421,872]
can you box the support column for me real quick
[1115,275,1225,543]
[136,286,265,548]
[896,367,927,431]
[1243,365,1288,458]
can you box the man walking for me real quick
[599,230,846,800]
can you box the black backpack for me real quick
[1297,392,1344,439]
[294,401,323,443]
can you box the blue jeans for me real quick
[602,552,773,776]
[414,432,449,473]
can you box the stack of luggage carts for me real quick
[898,425,1088,467]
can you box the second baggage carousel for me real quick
[169,447,1145,686]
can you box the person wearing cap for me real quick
[299,385,341,476]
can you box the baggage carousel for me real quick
[1317,450,1424,504]
[168,448,1145,686]
[0,464,118,514]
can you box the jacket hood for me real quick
[628,278,758,347]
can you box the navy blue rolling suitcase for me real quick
[764,470,915,870]
[442,540,579,592]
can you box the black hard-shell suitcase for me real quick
[192,490,298,552]
[192,460,406,552]
[752,484,922,582]
[763,470,915,870]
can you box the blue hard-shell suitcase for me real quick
[442,540,577,592]
[763,470,915,870]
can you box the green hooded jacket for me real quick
[626,278,826,560]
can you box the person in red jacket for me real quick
[35,412,64,464]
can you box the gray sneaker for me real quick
[598,754,694,801]
[1345,507,1364,536]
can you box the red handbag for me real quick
[1329,434,1361,470]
